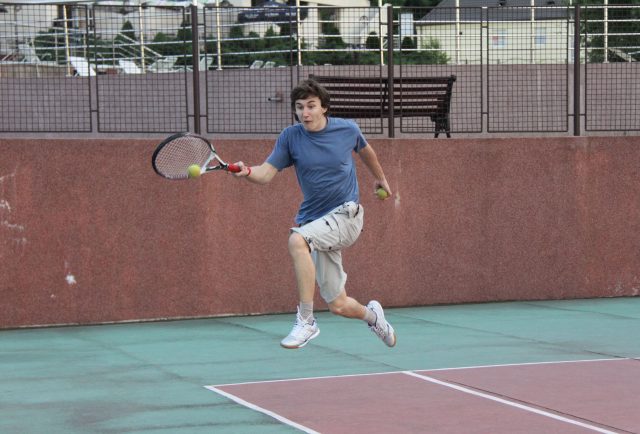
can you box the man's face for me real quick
[295,96,327,132]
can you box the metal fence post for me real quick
[387,4,395,138]
[190,2,201,134]
[573,4,581,136]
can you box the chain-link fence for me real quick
[0,2,638,136]
[582,5,640,132]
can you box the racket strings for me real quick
[154,136,211,179]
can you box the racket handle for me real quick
[227,163,242,173]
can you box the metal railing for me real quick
[0,3,638,137]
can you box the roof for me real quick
[420,0,569,22]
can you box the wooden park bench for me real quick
[310,74,456,138]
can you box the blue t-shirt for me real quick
[267,117,368,224]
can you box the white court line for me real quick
[420,356,632,372]
[204,385,320,434]
[402,371,620,434]
[206,357,631,388]
[204,358,635,433]
[208,370,403,388]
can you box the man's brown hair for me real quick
[290,79,330,112]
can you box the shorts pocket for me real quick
[319,214,342,250]
[295,215,341,252]
[331,210,363,250]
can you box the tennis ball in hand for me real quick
[376,187,389,200]
[187,164,201,179]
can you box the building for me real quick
[415,0,571,65]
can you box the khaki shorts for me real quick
[290,202,364,303]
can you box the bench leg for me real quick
[434,118,446,138]
[443,117,452,138]
[432,116,452,138]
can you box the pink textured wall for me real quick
[1,136,639,328]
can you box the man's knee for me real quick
[288,232,310,256]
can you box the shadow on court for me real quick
[1,297,639,434]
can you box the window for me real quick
[491,30,507,47]
[535,27,547,45]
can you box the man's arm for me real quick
[233,161,278,185]
[358,143,392,196]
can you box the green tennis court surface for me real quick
[2,297,639,433]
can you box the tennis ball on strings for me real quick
[376,187,389,200]
[187,164,201,179]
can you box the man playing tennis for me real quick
[233,79,396,349]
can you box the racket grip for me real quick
[227,163,242,173]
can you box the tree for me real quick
[577,0,640,62]
[404,0,441,6]
[304,22,349,65]
[174,19,193,66]
[112,20,138,60]
[33,29,64,62]
[151,32,185,66]
[221,26,253,66]
[401,37,449,64]
[365,32,381,50]
[120,20,137,42]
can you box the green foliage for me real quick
[150,32,186,66]
[307,23,349,65]
[576,0,640,62]
[176,19,192,42]
[33,29,64,62]
[401,37,449,64]
[220,26,264,65]
[33,29,120,64]
[86,35,119,63]
[112,21,139,60]
[401,36,416,50]
[151,32,175,56]
[366,32,381,50]
[406,0,441,5]
[174,19,193,66]
[120,20,137,42]
[31,4,449,69]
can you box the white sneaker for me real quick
[367,301,396,347]
[280,309,320,349]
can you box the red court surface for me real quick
[206,358,640,434]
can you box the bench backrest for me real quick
[309,75,456,120]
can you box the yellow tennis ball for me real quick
[187,164,201,179]
[376,187,389,200]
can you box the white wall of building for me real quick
[417,20,569,65]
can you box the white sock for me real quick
[299,302,314,323]
[363,307,377,326]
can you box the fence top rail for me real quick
[309,75,457,84]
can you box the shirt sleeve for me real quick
[351,120,368,153]
[266,128,293,170]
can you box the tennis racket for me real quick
[151,132,241,180]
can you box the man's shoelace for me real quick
[291,314,313,337]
